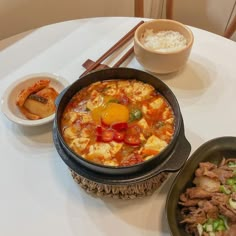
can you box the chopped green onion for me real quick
[129,108,142,122]
[226,178,236,185]
[216,225,226,231]
[232,184,236,192]
[203,217,228,233]
[212,219,225,231]
[219,185,231,194]
[213,220,220,231]
[228,161,236,168]
[219,215,229,230]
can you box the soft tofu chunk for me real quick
[63,126,79,140]
[166,118,174,124]
[86,90,103,110]
[88,143,112,160]
[149,97,164,110]
[121,83,133,94]
[140,133,146,142]
[87,81,101,92]
[63,111,79,125]
[137,118,149,130]
[103,82,117,96]
[162,107,173,120]
[79,113,93,124]
[144,135,168,152]
[109,141,123,156]
[70,137,90,153]
[142,105,148,115]
[117,81,131,89]
[132,82,154,101]
[80,127,91,138]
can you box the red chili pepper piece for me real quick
[96,135,103,142]
[111,122,128,131]
[101,129,114,142]
[124,135,141,146]
[113,131,125,142]
[96,126,103,135]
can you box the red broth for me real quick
[61,80,175,167]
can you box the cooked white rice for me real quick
[140,29,187,52]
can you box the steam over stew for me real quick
[61,80,175,167]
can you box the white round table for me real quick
[0,17,236,236]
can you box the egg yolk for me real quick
[91,106,105,124]
[101,103,129,125]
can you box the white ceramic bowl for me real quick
[1,72,69,126]
[134,19,194,74]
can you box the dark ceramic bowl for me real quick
[166,136,236,236]
[53,68,191,184]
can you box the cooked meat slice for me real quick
[212,168,234,184]
[201,201,219,219]
[179,192,188,202]
[186,187,213,199]
[224,224,236,236]
[218,204,236,222]
[179,198,201,207]
[193,176,221,192]
[211,192,230,205]
[195,162,217,176]
[180,208,206,225]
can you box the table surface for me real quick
[0,17,236,236]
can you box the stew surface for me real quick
[61,79,175,167]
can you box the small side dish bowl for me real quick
[134,19,194,74]
[166,136,236,236]
[1,72,69,126]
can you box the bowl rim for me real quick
[1,72,69,126]
[134,19,194,55]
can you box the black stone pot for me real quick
[53,68,191,185]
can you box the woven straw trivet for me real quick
[70,170,169,200]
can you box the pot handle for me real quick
[55,87,69,107]
[157,125,191,173]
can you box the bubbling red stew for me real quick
[61,80,175,167]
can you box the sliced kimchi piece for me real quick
[16,79,50,106]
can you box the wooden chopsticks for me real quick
[80,20,144,77]
[112,46,134,68]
